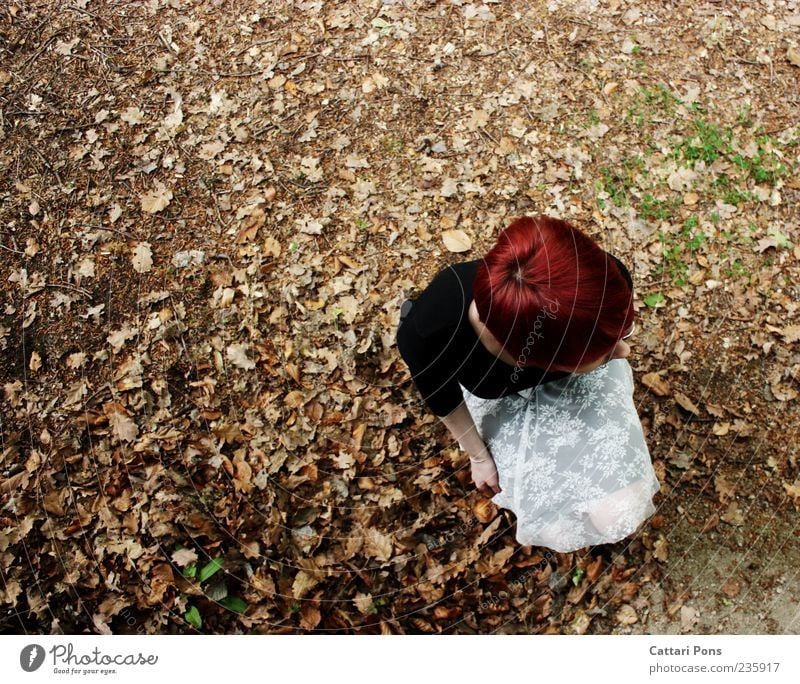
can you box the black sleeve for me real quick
[396,316,464,418]
[608,253,633,293]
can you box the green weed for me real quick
[597,156,646,208]
[731,135,788,185]
[724,256,751,282]
[653,216,706,287]
[625,84,680,126]
[639,193,678,221]
[381,135,405,154]
[181,555,248,630]
[678,119,733,164]
[711,175,758,205]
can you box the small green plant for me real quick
[644,292,666,308]
[731,135,788,186]
[625,84,680,126]
[712,175,758,206]
[571,567,585,586]
[355,217,369,231]
[182,555,248,629]
[381,135,405,154]
[736,104,753,127]
[654,216,707,287]
[185,605,202,629]
[597,156,645,208]
[766,226,793,249]
[656,231,688,286]
[724,256,750,282]
[367,597,388,614]
[372,17,394,37]
[678,118,733,164]
[202,176,219,191]
[638,193,677,221]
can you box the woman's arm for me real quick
[438,400,492,461]
[439,400,501,496]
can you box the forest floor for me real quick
[1,0,799,634]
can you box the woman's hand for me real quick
[470,449,502,498]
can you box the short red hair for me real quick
[472,215,634,372]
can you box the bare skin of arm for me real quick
[438,400,502,496]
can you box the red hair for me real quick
[472,216,634,372]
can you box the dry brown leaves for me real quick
[1,0,799,635]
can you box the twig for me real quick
[54,120,101,134]
[83,382,112,407]
[43,282,92,298]
[0,243,24,255]
[80,224,136,240]
[20,28,69,72]
[25,142,64,187]
[233,38,282,59]
[565,18,598,29]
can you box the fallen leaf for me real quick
[77,257,96,278]
[642,372,671,397]
[353,591,374,615]
[107,325,138,353]
[770,382,798,402]
[680,604,699,632]
[712,422,730,436]
[442,229,472,253]
[55,37,81,56]
[140,182,173,214]
[227,343,256,370]
[720,501,744,526]
[714,472,736,503]
[585,555,604,582]
[784,480,800,511]
[473,498,498,523]
[364,527,393,562]
[66,352,86,369]
[781,325,800,343]
[120,106,145,125]
[132,243,153,273]
[171,547,198,567]
[106,404,138,443]
[29,351,42,372]
[701,513,719,532]
[721,579,740,598]
[616,604,638,625]
[673,391,701,415]
[653,535,668,562]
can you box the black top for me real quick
[395,253,633,417]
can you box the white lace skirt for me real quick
[459,359,661,553]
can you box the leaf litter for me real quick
[1,0,800,635]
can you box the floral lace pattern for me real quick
[459,358,661,552]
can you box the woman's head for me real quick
[472,215,634,373]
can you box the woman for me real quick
[396,215,660,553]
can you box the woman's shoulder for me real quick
[403,258,480,338]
